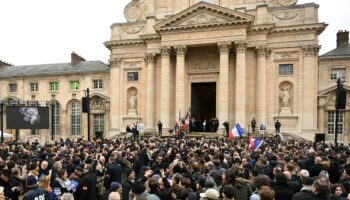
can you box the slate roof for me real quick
[320,43,350,59]
[0,60,109,78]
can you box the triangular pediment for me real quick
[154,2,254,32]
[318,83,350,96]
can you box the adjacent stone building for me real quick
[0,53,110,142]
[318,30,350,143]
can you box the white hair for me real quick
[61,193,74,200]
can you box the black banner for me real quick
[6,106,49,129]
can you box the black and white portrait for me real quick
[19,107,40,125]
[7,106,49,129]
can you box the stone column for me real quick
[109,58,122,136]
[255,46,267,123]
[235,41,247,128]
[302,45,319,130]
[145,53,156,129]
[218,41,231,128]
[175,45,187,120]
[160,46,171,128]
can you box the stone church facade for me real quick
[4,0,348,143]
[105,0,326,140]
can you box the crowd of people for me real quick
[0,135,349,200]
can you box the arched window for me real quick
[71,101,81,135]
[50,101,60,135]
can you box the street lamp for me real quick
[50,101,56,141]
[83,88,91,141]
[335,78,347,145]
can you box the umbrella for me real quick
[0,131,13,138]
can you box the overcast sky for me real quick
[0,0,348,66]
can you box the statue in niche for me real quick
[129,90,137,113]
[280,86,291,108]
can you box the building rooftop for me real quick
[320,43,350,59]
[0,60,109,78]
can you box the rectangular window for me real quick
[279,64,293,76]
[93,79,103,89]
[50,82,59,91]
[94,114,105,133]
[330,68,346,80]
[70,81,80,90]
[327,111,344,134]
[127,72,139,81]
[9,83,17,93]
[30,83,39,92]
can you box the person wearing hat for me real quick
[200,188,220,200]
[108,182,122,200]
[0,169,15,199]
[23,175,47,200]
[292,176,314,200]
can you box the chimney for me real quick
[337,30,349,48]
[71,52,86,65]
[0,60,13,67]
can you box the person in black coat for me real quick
[75,164,97,200]
[104,155,123,189]
[273,173,294,200]
[158,121,163,137]
[293,177,314,200]
[23,176,47,200]
[122,169,135,200]
[148,169,171,200]
[306,177,331,200]
[0,169,15,199]
[309,157,324,177]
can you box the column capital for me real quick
[144,53,156,64]
[302,45,320,57]
[174,45,187,56]
[218,41,232,54]
[109,58,122,68]
[235,41,247,53]
[161,46,171,57]
[255,46,267,58]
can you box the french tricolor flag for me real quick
[229,123,243,140]
[249,137,264,151]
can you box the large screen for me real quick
[6,106,49,129]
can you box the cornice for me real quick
[104,39,145,49]
[271,23,328,35]
[249,24,275,33]
[140,34,161,41]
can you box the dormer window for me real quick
[330,68,346,81]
